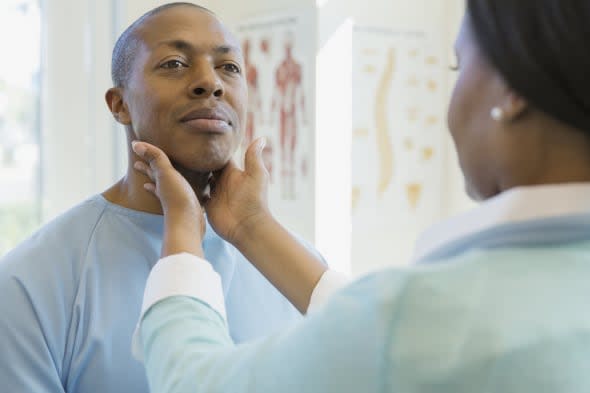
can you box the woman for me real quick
[132,1,590,391]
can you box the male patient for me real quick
[0,3,304,392]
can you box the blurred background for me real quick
[0,0,470,275]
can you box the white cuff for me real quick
[308,269,350,313]
[132,253,226,360]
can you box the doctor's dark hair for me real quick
[467,0,590,132]
[110,2,214,88]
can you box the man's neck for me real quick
[103,162,209,215]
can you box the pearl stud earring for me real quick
[490,107,504,121]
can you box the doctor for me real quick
[132,0,590,391]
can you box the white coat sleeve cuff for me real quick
[307,269,351,313]
[132,252,226,361]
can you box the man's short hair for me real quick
[111,2,213,88]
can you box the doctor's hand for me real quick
[206,138,272,246]
[132,140,206,258]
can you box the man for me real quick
[0,3,305,392]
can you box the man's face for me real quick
[123,6,247,172]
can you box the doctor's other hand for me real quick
[207,137,271,245]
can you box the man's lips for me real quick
[180,108,232,133]
[183,118,231,133]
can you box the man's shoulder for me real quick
[0,195,110,276]
[0,195,126,391]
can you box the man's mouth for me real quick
[180,108,232,134]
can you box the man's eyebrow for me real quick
[214,44,241,55]
[156,40,241,55]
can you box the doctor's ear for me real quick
[491,90,529,123]
[105,88,131,125]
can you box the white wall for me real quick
[42,0,122,220]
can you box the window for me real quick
[0,0,41,256]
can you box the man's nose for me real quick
[188,62,224,98]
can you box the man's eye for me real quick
[222,63,240,73]
[161,60,187,69]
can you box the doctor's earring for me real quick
[490,107,505,122]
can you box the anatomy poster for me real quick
[236,10,315,239]
[351,26,449,273]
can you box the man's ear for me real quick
[105,87,131,125]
